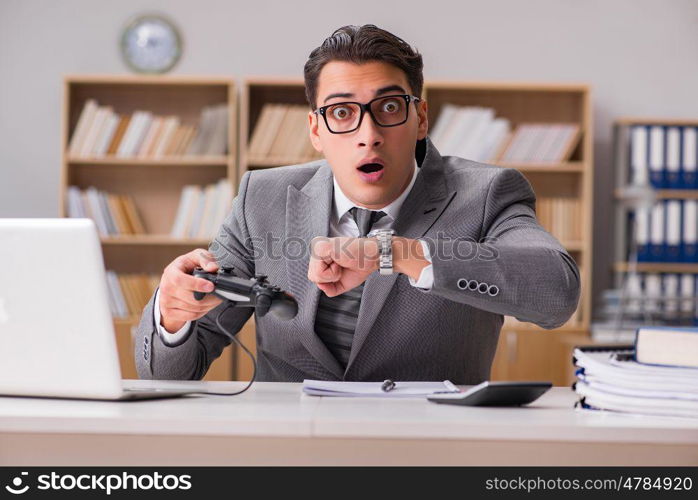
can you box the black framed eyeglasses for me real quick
[313,94,421,134]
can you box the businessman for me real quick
[135,24,580,383]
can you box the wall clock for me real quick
[121,14,182,74]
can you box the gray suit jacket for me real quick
[135,137,580,384]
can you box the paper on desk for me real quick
[302,379,459,397]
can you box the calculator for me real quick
[427,381,552,406]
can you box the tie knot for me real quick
[350,207,387,237]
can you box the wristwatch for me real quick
[368,229,395,275]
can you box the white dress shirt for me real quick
[155,161,434,345]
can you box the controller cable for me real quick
[183,303,258,397]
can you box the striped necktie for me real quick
[314,208,387,368]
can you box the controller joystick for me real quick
[192,267,297,320]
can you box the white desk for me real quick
[1,381,697,466]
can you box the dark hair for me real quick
[303,24,424,110]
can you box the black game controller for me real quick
[192,267,298,320]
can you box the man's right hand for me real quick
[158,249,224,333]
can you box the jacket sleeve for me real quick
[425,168,581,329]
[135,171,256,380]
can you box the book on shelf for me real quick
[67,100,229,159]
[107,115,132,155]
[635,326,698,369]
[572,345,698,418]
[105,271,160,319]
[498,123,580,164]
[66,186,146,237]
[117,110,153,157]
[68,98,98,157]
[151,115,180,158]
[629,124,698,189]
[247,103,322,165]
[170,179,233,240]
[429,104,581,164]
[137,116,164,158]
[535,197,582,243]
[606,272,698,326]
[429,105,511,162]
[630,199,697,263]
[79,105,114,157]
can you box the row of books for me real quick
[66,186,145,236]
[573,327,698,418]
[536,197,582,242]
[68,99,229,158]
[429,106,510,162]
[105,271,159,319]
[170,179,233,240]
[429,104,581,164]
[631,200,698,262]
[499,123,580,164]
[617,272,698,324]
[247,103,322,164]
[629,125,698,189]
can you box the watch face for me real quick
[368,228,395,237]
[121,15,182,74]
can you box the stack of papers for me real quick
[302,379,460,398]
[573,347,698,418]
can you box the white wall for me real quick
[1,0,697,309]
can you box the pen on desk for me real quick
[381,379,396,392]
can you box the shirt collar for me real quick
[332,160,419,222]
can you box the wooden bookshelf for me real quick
[60,74,238,381]
[615,188,698,200]
[67,156,230,167]
[615,117,698,127]
[423,81,594,385]
[239,78,320,183]
[614,262,698,274]
[100,235,212,246]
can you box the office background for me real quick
[1,0,697,371]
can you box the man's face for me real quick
[308,60,428,210]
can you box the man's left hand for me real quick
[308,236,380,297]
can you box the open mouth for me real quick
[357,163,384,174]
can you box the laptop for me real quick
[0,218,197,400]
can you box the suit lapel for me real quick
[285,163,345,379]
[346,138,457,372]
